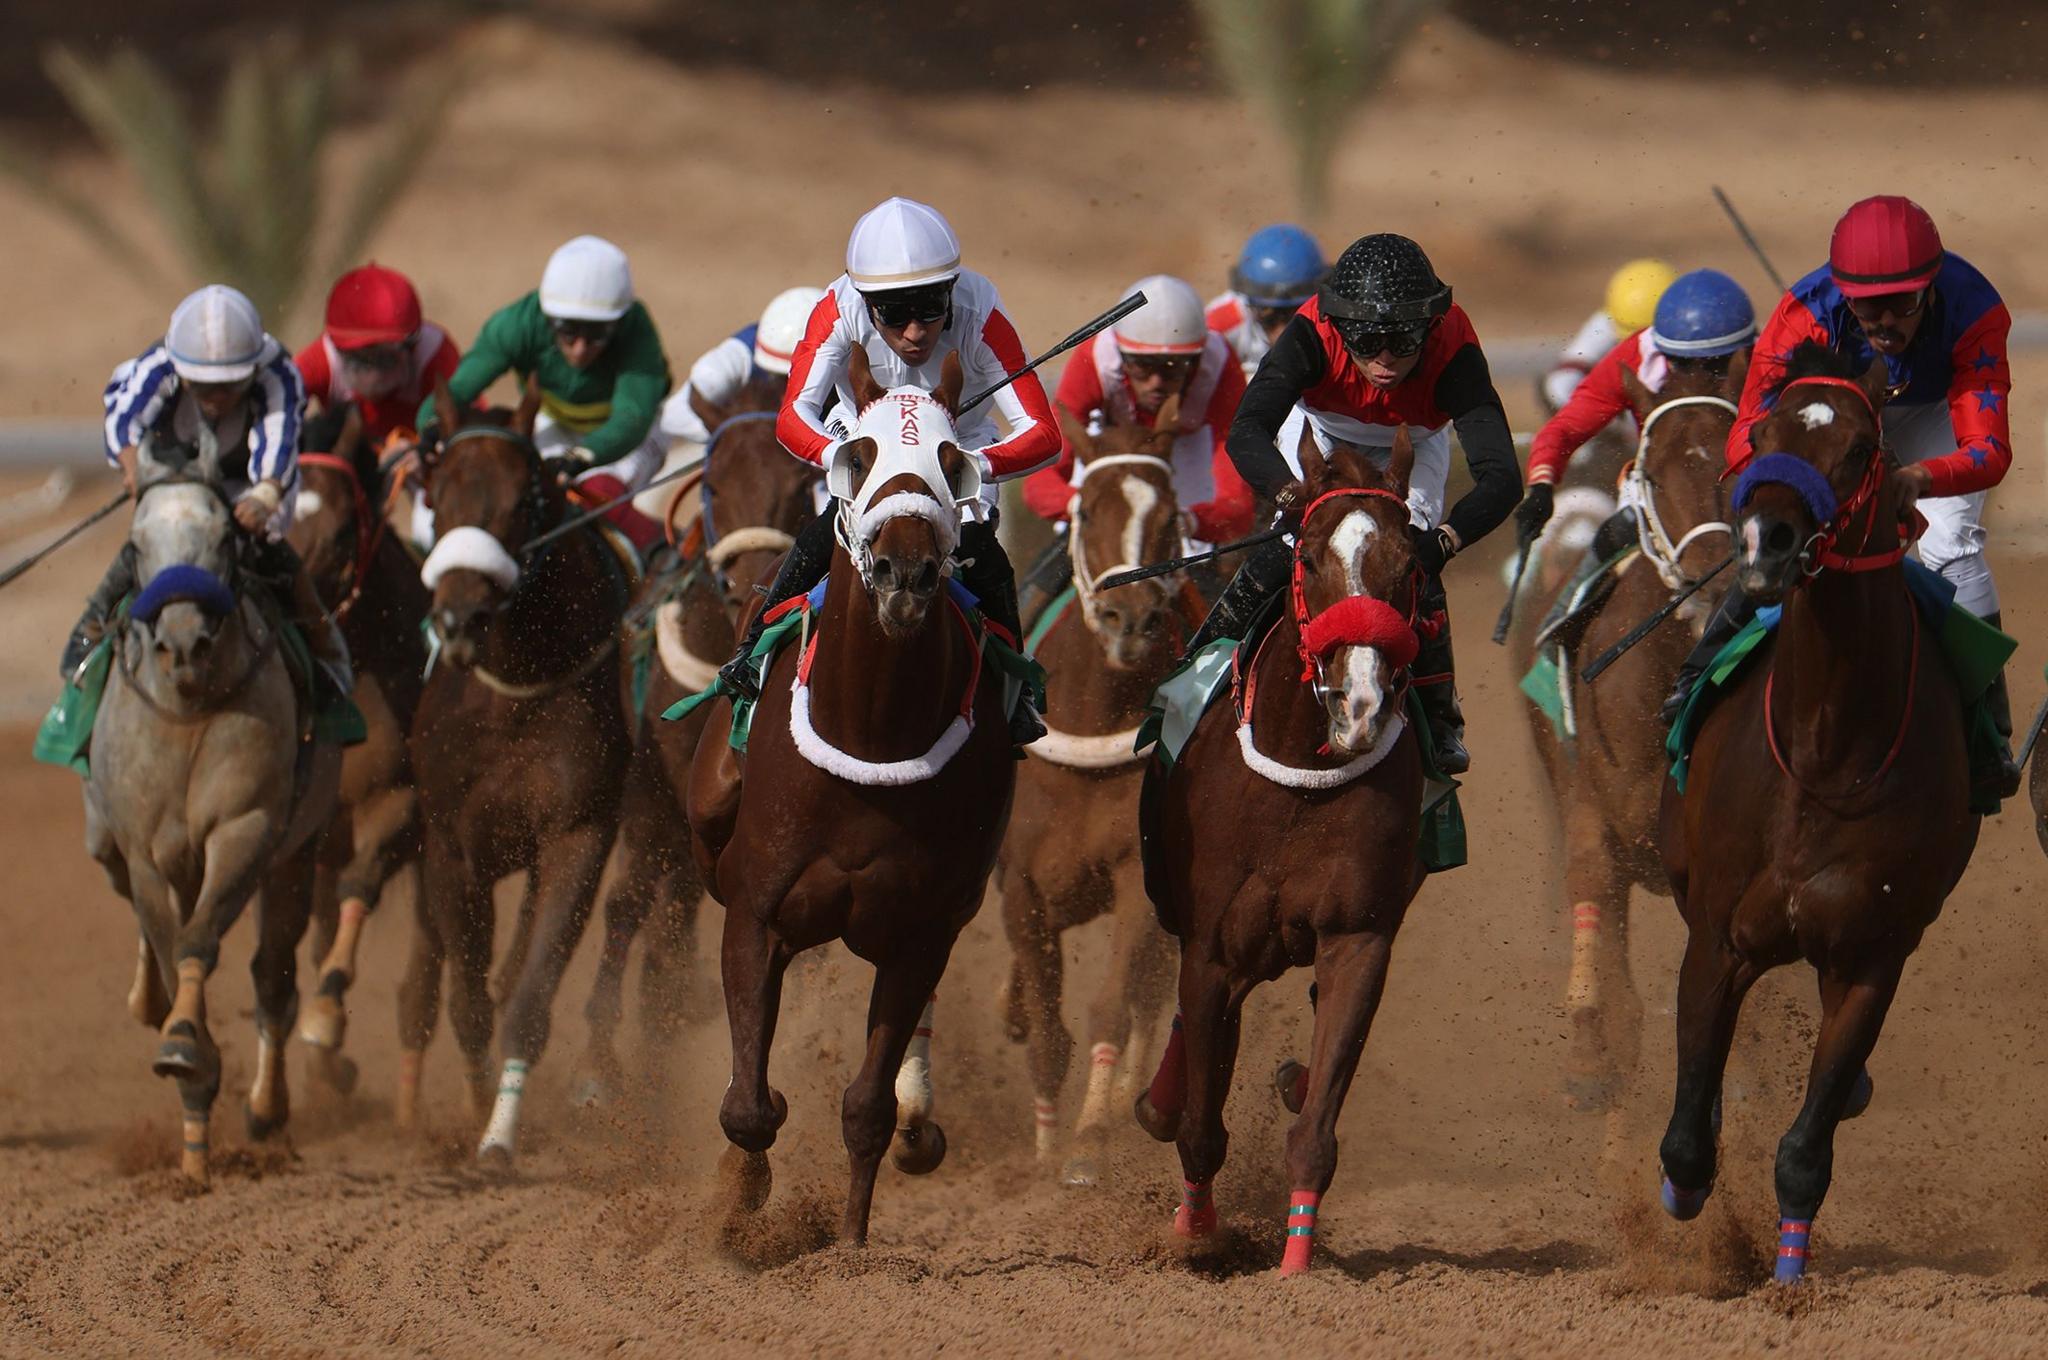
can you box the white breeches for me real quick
[1888,400,1998,617]
[1277,405,1451,531]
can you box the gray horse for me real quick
[84,426,341,1184]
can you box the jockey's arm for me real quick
[1225,315,1324,503]
[777,291,852,464]
[1434,344,1518,550]
[1190,358,1253,542]
[1725,293,1827,472]
[1525,336,1635,487]
[570,311,669,465]
[237,347,306,535]
[1019,353,1097,522]
[1922,303,2014,498]
[419,298,525,432]
[968,307,1060,479]
[102,347,176,470]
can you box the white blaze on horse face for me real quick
[1798,402,1836,430]
[133,482,234,582]
[1330,645,1389,754]
[1741,515,1765,561]
[295,489,324,518]
[1330,508,1375,597]
[1119,476,1158,572]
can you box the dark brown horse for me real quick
[285,410,428,1094]
[1136,432,1426,1275]
[1513,357,1746,1110]
[1656,345,1977,1282]
[998,399,1194,1182]
[687,352,1015,1245]
[576,380,820,1106]
[407,379,631,1158]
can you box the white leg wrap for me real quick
[1074,1042,1120,1133]
[1116,1025,1150,1099]
[479,1058,528,1157]
[1033,1096,1059,1161]
[894,1000,935,1126]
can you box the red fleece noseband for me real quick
[1299,595,1419,675]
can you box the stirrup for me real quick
[717,651,761,701]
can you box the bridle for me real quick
[296,452,386,620]
[1624,394,1738,591]
[830,392,968,595]
[695,410,794,593]
[1065,453,1183,637]
[1734,375,1914,579]
[426,425,562,578]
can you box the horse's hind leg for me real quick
[578,829,662,1108]
[1657,927,1760,1221]
[841,935,954,1246]
[717,903,792,1216]
[1768,953,1905,1283]
[393,861,440,1129]
[426,836,495,1125]
[304,785,418,1055]
[1279,930,1396,1275]
[1172,948,1246,1239]
[1003,875,1071,1164]
[1562,806,1634,1111]
[1069,867,1171,1184]
[248,837,320,1141]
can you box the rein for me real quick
[1762,593,1920,800]
[697,410,783,560]
[297,452,387,621]
[1625,394,1737,591]
[1066,453,1184,636]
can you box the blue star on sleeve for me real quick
[1972,386,2006,414]
[1970,345,2000,374]
[1967,444,1991,468]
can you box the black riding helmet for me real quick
[1319,234,1452,358]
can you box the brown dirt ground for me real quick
[6,18,2048,1358]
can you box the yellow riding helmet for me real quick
[1605,258,1678,334]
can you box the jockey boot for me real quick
[958,518,1045,746]
[1413,573,1469,775]
[1015,529,1073,632]
[59,542,138,682]
[1660,584,1757,727]
[1538,509,1637,638]
[718,507,837,701]
[1981,613,2023,801]
[1184,536,1293,657]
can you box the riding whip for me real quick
[2017,691,2048,772]
[1579,554,1732,683]
[1711,186,1788,294]
[1492,543,1532,645]
[520,411,776,557]
[1093,524,1289,591]
[0,488,129,591]
[957,292,1148,414]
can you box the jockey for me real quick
[714,196,1062,743]
[1189,233,1520,774]
[1541,258,1676,419]
[294,263,461,449]
[1019,274,1253,603]
[1664,195,2022,798]
[419,235,672,552]
[660,286,826,447]
[64,284,349,692]
[1207,224,1330,379]
[1513,268,1756,552]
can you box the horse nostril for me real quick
[915,560,939,594]
[1764,521,1796,556]
[872,557,898,591]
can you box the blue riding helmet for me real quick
[1230,224,1329,306]
[1652,269,1756,358]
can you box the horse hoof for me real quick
[718,1145,773,1213]
[152,1026,213,1085]
[1173,1202,1218,1239]
[1660,1175,1710,1222]
[1059,1156,1101,1190]
[890,1121,947,1175]
[245,1101,288,1142]
[1133,1092,1179,1143]
[296,995,346,1051]
[1273,1059,1308,1115]
[477,1139,515,1170]
[1842,1069,1874,1121]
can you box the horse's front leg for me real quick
[393,861,439,1129]
[1562,801,1634,1111]
[1002,872,1071,1164]
[1171,945,1246,1240]
[482,820,611,1161]
[717,901,792,1217]
[1769,951,1903,1283]
[1657,924,1761,1221]
[1068,858,1172,1185]
[1278,929,1396,1275]
[578,824,661,1110]
[302,780,418,1055]
[841,934,955,1246]
[247,834,321,1140]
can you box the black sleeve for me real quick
[1432,343,1519,548]
[1226,315,1327,501]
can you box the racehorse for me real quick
[687,351,1016,1245]
[85,424,341,1183]
[286,409,428,1093]
[998,400,1195,1182]
[407,379,631,1158]
[1135,431,1427,1275]
[1656,343,1978,1281]
[1513,356,1745,1109]
[577,380,820,1106]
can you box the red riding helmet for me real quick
[325,263,423,349]
[1828,196,1943,298]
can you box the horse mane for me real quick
[1770,340,1861,396]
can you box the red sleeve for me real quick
[1021,352,1099,523]
[1727,294,1829,472]
[1206,296,1243,333]
[777,291,845,464]
[424,332,463,386]
[1525,331,1639,486]
[1924,304,2013,497]
[1189,359,1252,541]
[293,341,331,408]
[973,307,1061,476]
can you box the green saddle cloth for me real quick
[33,621,367,778]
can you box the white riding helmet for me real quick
[845,197,962,292]
[539,235,634,322]
[166,284,266,383]
[754,286,826,375]
[1109,275,1207,355]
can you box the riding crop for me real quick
[958,292,1147,414]
[1711,186,1788,293]
[0,488,129,591]
[1579,554,1732,683]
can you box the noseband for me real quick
[1732,376,1913,578]
[1285,486,1423,708]
[1626,394,1738,591]
[1066,453,1182,637]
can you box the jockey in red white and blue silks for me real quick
[1728,195,2011,619]
[1206,224,1329,380]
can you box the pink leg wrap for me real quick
[1279,1190,1322,1275]
[1175,1176,1217,1238]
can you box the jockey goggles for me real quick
[1845,288,1926,326]
[864,282,954,329]
[340,339,413,370]
[549,316,618,344]
[1335,315,1435,360]
[1121,351,1200,380]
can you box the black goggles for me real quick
[1121,351,1200,380]
[549,317,618,344]
[1336,317,1434,359]
[865,284,953,329]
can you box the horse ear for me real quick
[848,345,886,411]
[1295,421,1328,486]
[1618,363,1654,421]
[1153,390,1182,434]
[429,375,460,461]
[937,441,969,498]
[936,351,964,415]
[1056,404,1094,463]
[688,386,729,436]
[194,416,223,484]
[1385,425,1414,498]
[1855,355,1889,413]
[515,374,542,437]
[336,403,364,459]
[1721,347,1753,401]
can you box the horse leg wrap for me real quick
[1074,1042,1120,1133]
[1279,1190,1322,1275]
[479,1058,528,1157]
[1175,1177,1218,1238]
[1660,1175,1710,1221]
[396,1050,424,1129]
[1774,1218,1812,1283]
[180,1111,209,1183]
[894,1000,936,1127]
[1033,1096,1059,1161]
[1145,1012,1188,1119]
[1566,902,1600,1012]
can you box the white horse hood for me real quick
[831,386,982,558]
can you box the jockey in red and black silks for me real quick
[1188,232,1523,775]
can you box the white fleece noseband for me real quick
[420,524,522,592]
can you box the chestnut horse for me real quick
[1513,356,1745,1110]
[286,409,428,1091]
[998,399,1193,1182]
[1136,433,1426,1275]
[687,352,1015,1245]
[577,382,820,1105]
[407,380,631,1158]
[1656,345,1978,1282]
